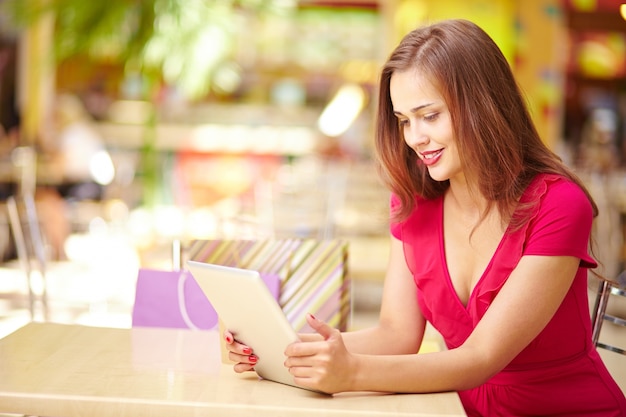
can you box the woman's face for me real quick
[389,69,462,183]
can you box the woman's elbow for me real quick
[449,346,508,391]
[379,320,424,354]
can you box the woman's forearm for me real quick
[342,321,425,356]
[349,345,491,393]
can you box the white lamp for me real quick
[317,83,366,137]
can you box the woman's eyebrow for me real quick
[393,102,436,117]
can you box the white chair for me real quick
[591,271,626,355]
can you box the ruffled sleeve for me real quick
[522,175,597,268]
[469,174,597,327]
[389,193,402,240]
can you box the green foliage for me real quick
[3,0,293,99]
[3,0,294,207]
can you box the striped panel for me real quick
[280,240,348,332]
[187,239,350,332]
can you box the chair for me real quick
[591,271,626,355]
[6,193,49,320]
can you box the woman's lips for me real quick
[420,149,443,166]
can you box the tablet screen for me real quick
[186,260,313,391]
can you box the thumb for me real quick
[306,313,336,341]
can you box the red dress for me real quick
[391,174,626,416]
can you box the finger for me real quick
[285,339,321,357]
[224,332,254,355]
[233,362,256,373]
[287,364,315,379]
[229,349,258,362]
[224,330,235,345]
[230,342,253,356]
[288,367,330,394]
[284,354,316,369]
[298,333,324,342]
[285,315,337,357]
[306,313,337,341]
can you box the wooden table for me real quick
[0,322,466,416]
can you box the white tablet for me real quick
[186,260,315,392]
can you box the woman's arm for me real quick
[285,254,580,394]
[341,236,426,355]
[225,236,426,369]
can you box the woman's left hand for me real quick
[284,313,357,394]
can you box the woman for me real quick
[225,19,626,416]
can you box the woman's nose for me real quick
[404,125,428,148]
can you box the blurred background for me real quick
[0,0,625,377]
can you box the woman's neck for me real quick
[446,177,487,217]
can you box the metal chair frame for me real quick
[6,194,49,320]
[591,271,626,355]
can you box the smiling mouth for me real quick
[422,149,443,160]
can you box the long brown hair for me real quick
[375,19,598,231]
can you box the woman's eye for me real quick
[424,112,439,122]
[398,119,409,127]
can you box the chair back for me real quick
[591,272,626,355]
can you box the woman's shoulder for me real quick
[389,192,442,240]
[526,173,589,205]
[520,173,597,266]
[524,173,593,222]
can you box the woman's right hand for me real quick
[224,330,258,373]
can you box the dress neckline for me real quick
[438,193,517,310]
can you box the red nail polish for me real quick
[225,335,233,344]
[249,355,258,363]
[242,347,251,355]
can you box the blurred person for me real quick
[36,94,115,260]
[579,107,620,175]
[0,39,19,145]
[50,94,114,202]
[0,38,20,184]
[0,40,21,260]
[577,107,624,281]
[224,19,626,416]
[82,78,113,121]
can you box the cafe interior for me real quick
[0,0,625,396]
